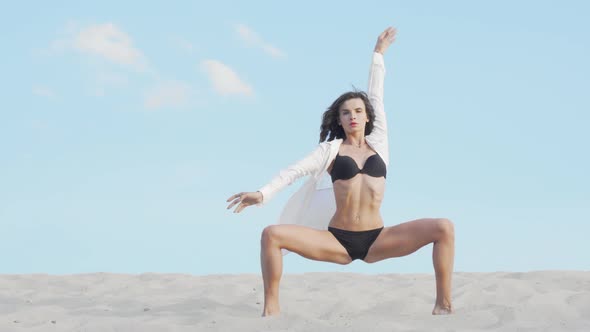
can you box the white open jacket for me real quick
[258,52,389,236]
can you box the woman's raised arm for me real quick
[367,27,396,147]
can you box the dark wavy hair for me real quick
[319,90,375,143]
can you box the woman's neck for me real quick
[344,134,366,148]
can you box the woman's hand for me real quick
[226,191,263,213]
[374,26,397,55]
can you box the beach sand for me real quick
[1,271,589,331]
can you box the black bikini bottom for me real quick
[328,226,384,261]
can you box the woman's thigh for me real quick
[262,224,352,265]
[363,218,451,263]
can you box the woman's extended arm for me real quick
[226,143,329,213]
[367,27,397,143]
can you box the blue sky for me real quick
[1,1,589,275]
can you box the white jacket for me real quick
[258,52,389,235]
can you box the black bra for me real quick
[329,153,387,183]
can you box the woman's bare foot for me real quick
[432,302,454,315]
[262,303,280,317]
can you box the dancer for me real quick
[227,26,454,316]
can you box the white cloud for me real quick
[46,22,158,99]
[236,24,261,44]
[170,35,195,54]
[235,23,286,58]
[51,22,148,71]
[200,60,253,97]
[97,71,129,86]
[87,71,130,97]
[32,86,56,98]
[144,80,192,110]
[262,44,286,58]
[74,23,148,70]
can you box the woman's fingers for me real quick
[226,192,254,212]
[233,200,249,213]
[380,27,396,38]
[235,203,246,214]
[382,27,396,41]
[226,192,242,202]
[226,199,239,210]
[386,27,397,41]
[226,192,243,209]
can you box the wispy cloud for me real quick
[52,22,148,71]
[87,71,130,97]
[32,86,56,98]
[75,23,148,71]
[46,22,202,107]
[144,80,192,110]
[47,21,158,100]
[235,23,286,58]
[200,60,253,97]
[170,35,196,54]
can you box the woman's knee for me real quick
[435,218,454,240]
[261,225,281,246]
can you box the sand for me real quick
[1,271,589,331]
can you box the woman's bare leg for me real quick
[363,218,455,314]
[260,234,282,316]
[431,219,454,314]
[260,224,352,316]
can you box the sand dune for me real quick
[1,271,589,331]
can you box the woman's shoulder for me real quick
[318,138,343,151]
[320,138,343,146]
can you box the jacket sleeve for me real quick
[367,52,387,143]
[257,143,328,205]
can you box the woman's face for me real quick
[338,98,369,135]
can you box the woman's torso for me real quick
[327,144,386,231]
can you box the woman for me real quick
[226,27,455,316]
